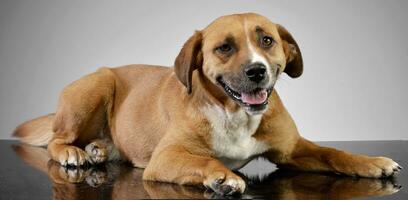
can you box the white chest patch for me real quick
[201,105,269,162]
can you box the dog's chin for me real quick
[216,77,273,115]
[243,104,269,115]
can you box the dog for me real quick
[14,13,402,195]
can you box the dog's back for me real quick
[13,64,179,167]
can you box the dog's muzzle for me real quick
[244,63,267,84]
[217,76,273,114]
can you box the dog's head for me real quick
[175,13,302,115]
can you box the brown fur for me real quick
[13,114,54,146]
[14,13,400,195]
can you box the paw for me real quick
[85,142,107,164]
[370,157,402,178]
[203,171,246,196]
[344,156,402,178]
[58,146,89,166]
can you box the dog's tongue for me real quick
[241,89,268,104]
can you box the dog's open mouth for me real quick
[217,77,272,108]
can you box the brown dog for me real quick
[14,13,401,195]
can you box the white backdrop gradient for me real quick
[0,0,407,140]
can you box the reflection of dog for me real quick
[13,144,207,199]
[13,144,401,199]
[12,145,118,199]
[14,13,401,195]
[243,169,401,200]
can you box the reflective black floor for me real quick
[0,140,407,199]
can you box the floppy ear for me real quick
[277,24,303,78]
[174,31,203,94]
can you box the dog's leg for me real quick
[272,138,402,178]
[263,92,401,178]
[48,68,116,166]
[143,145,245,195]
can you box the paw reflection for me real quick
[58,166,87,183]
[244,170,402,199]
[85,169,108,187]
[14,144,401,199]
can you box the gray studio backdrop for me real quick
[1,0,407,141]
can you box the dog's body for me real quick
[14,13,401,195]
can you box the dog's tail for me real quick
[13,114,55,146]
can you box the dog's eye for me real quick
[216,44,233,53]
[261,36,274,47]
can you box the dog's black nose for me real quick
[245,63,267,83]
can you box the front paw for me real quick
[203,171,246,196]
[337,156,402,178]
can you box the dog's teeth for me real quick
[219,80,241,100]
